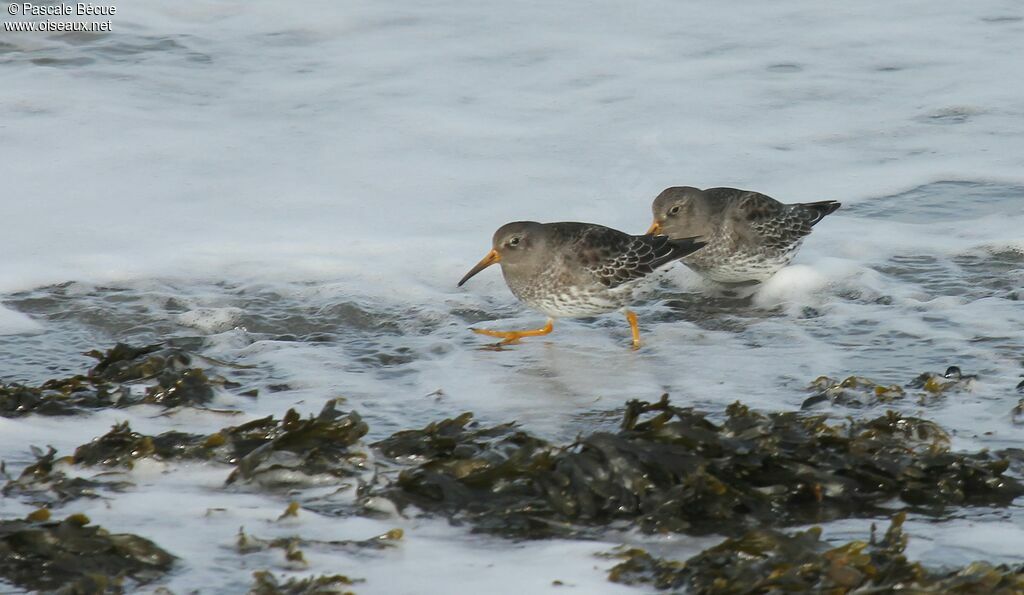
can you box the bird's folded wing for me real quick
[577,229,703,288]
[737,192,834,249]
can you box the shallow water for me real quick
[2,1,1024,592]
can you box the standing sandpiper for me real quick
[647,186,840,284]
[457,221,705,348]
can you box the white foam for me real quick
[0,305,42,335]
[753,265,830,311]
[177,307,245,334]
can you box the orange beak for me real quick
[646,221,663,235]
[457,249,501,287]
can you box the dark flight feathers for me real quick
[572,226,705,288]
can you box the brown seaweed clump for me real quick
[3,400,370,507]
[803,365,977,409]
[0,512,175,592]
[64,398,368,482]
[372,412,555,536]
[607,512,1024,593]
[3,422,221,507]
[71,422,214,468]
[223,399,369,487]
[236,525,401,570]
[0,343,226,417]
[1,446,132,506]
[375,395,1024,538]
[249,570,359,595]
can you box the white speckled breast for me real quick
[684,236,804,283]
[512,278,637,318]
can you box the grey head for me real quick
[648,186,714,238]
[457,221,547,287]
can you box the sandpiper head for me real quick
[457,221,545,287]
[647,186,706,236]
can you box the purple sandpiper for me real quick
[648,186,840,283]
[458,221,705,348]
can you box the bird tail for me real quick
[667,236,707,260]
[799,200,841,226]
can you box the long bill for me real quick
[646,221,663,235]
[457,249,501,287]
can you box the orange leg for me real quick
[471,319,554,344]
[624,310,641,349]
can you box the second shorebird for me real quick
[648,186,840,284]
[458,221,705,348]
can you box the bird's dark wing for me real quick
[795,200,842,227]
[571,226,706,288]
[726,191,840,249]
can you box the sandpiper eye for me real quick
[508,237,521,247]
[668,205,681,216]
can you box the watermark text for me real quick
[5,3,116,32]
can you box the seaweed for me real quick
[0,512,174,592]
[4,399,370,508]
[86,343,186,382]
[249,570,359,595]
[238,529,309,568]
[0,375,118,417]
[802,375,906,408]
[236,526,391,590]
[0,342,227,417]
[607,512,1024,593]
[908,365,978,393]
[2,446,131,506]
[372,412,557,536]
[4,423,218,506]
[139,368,215,407]
[375,395,1024,538]
[803,366,978,409]
[72,421,214,467]
[225,399,370,488]
[237,526,402,558]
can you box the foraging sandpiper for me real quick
[648,186,840,284]
[458,221,705,348]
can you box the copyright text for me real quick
[5,2,116,32]
[8,3,115,16]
